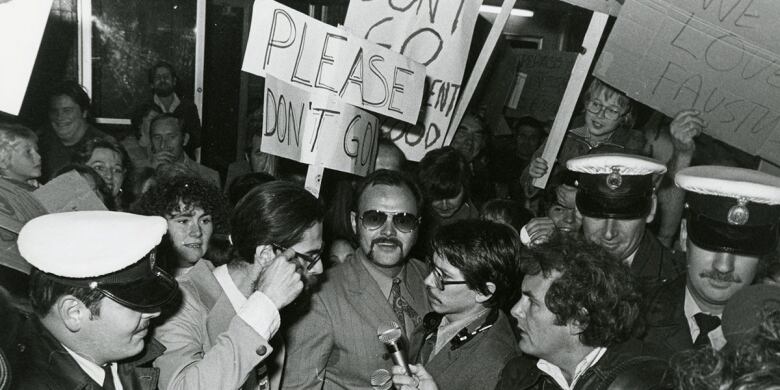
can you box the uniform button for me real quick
[256,346,267,355]
[17,344,25,352]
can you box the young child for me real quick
[0,123,42,190]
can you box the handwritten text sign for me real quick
[562,0,623,16]
[594,0,780,166]
[505,49,578,121]
[243,0,425,124]
[263,76,379,177]
[345,0,482,161]
[0,0,53,115]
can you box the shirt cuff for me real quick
[236,291,281,340]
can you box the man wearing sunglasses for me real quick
[283,169,431,390]
[154,181,324,390]
[11,211,178,390]
[412,220,521,390]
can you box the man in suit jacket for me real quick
[412,220,520,390]
[153,181,325,390]
[643,166,780,353]
[282,170,432,389]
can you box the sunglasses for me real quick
[271,243,322,271]
[359,210,420,233]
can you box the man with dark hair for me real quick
[643,166,780,353]
[147,61,202,159]
[418,147,478,223]
[413,220,521,390]
[391,234,669,390]
[153,180,324,390]
[283,169,431,389]
[40,80,115,179]
[11,211,178,389]
[147,114,220,185]
[566,152,684,295]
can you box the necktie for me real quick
[102,364,116,390]
[693,312,721,347]
[389,278,419,335]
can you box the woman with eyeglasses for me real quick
[74,137,133,209]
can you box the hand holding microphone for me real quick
[391,364,439,390]
[377,322,410,375]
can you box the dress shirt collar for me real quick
[684,286,726,349]
[536,347,607,390]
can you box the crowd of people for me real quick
[0,59,779,390]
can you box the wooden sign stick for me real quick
[304,161,326,198]
[444,0,516,147]
[532,11,609,189]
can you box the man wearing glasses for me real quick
[153,181,324,390]
[283,169,431,390]
[412,219,521,390]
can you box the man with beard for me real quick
[153,181,324,390]
[282,169,431,389]
[147,61,202,159]
[11,211,178,390]
[566,152,684,296]
[642,166,780,353]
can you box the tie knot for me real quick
[392,278,401,286]
[694,312,721,334]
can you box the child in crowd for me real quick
[0,123,42,190]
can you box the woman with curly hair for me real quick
[132,175,229,277]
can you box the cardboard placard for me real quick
[242,0,425,124]
[344,0,482,161]
[505,49,578,122]
[594,0,780,166]
[262,75,379,177]
[33,171,108,213]
[0,179,47,274]
[0,0,53,115]
[561,0,623,16]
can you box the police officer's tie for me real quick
[693,312,721,347]
[102,364,116,390]
[389,278,418,335]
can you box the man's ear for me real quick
[350,211,357,235]
[182,132,190,147]
[57,295,90,332]
[646,194,658,224]
[475,282,496,304]
[253,244,276,268]
[567,307,589,335]
[679,218,688,252]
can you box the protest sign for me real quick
[242,0,425,124]
[505,49,578,122]
[262,75,379,178]
[33,171,108,213]
[594,0,780,166]
[0,0,53,115]
[561,0,623,16]
[0,179,47,274]
[345,0,482,161]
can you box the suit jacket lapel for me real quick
[345,258,399,328]
[182,260,239,345]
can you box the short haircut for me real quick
[29,268,104,318]
[418,146,470,201]
[227,172,276,207]
[582,78,635,129]
[131,103,162,133]
[0,122,37,169]
[149,113,183,135]
[49,80,91,113]
[431,220,522,309]
[480,199,532,233]
[132,175,229,234]
[521,233,641,348]
[148,61,177,84]
[230,181,324,263]
[353,169,424,213]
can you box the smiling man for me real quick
[11,211,178,390]
[642,166,780,353]
[283,169,431,389]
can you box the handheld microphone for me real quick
[370,368,392,390]
[377,322,411,375]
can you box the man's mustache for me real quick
[700,270,740,283]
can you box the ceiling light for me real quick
[479,5,534,17]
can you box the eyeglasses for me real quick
[271,243,322,271]
[585,100,625,121]
[429,263,468,291]
[359,210,420,233]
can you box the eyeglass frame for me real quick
[271,243,322,271]
[428,262,468,291]
[585,99,626,121]
[358,210,421,233]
